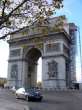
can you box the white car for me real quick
[15,88,28,100]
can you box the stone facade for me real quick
[7,16,77,89]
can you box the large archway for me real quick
[25,48,42,88]
[7,16,76,90]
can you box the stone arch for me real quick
[23,45,43,59]
[7,17,76,90]
[24,47,42,88]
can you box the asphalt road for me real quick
[28,90,82,110]
[0,88,29,110]
[0,88,82,110]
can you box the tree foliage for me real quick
[0,0,63,39]
[0,78,7,87]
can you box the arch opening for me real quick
[25,48,42,88]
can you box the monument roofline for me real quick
[7,29,70,44]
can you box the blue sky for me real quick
[55,0,82,31]
[0,0,82,81]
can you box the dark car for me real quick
[27,88,43,101]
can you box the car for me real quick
[15,88,28,100]
[27,88,43,101]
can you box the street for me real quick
[0,88,82,110]
[0,88,29,110]
[28,90,82,110]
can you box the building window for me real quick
[47,60,58,78]
[46,43,60,53]
[11,64,18,79]
[10,49,20,57]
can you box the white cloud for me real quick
[0,40,9,78]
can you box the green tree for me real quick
[0,0,63,39]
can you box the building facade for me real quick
[7,16,77,89]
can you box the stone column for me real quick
[42,56,66,90]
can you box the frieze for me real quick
[10,49,21,57]
[22,43,43,50]
[47,60,58,78]
[10,64,18,79]
[46,43,60,53]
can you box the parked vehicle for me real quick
[15,88,28,100]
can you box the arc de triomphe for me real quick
[7,16,76,90]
